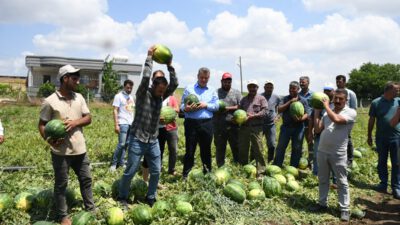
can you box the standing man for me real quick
[110,80,135,172]
[181,67,219,178]
[0,119,4,144]
[299,76,314,167]
[336,75,357,167]
[38,65,95,225]
[118,46,178,207]
[312,89,357,221]
[213,72,242,167]
[368,82,400,199]
[274,81,310,167]
[238,79,268,176]
[261,80,281,162]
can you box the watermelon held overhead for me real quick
[233,109,247,125]
[289,101,305,119]
[44,119,67,140]
[310,92,329,109]
[160,106,177,124]
[152,44,172,64]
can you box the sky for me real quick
[1,0,400,95]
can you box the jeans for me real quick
[214,122,240,167]
[376,137,400,192]
[111,124,130,167]
[263,124,277,162]
[347,134,354,165]
[119,136,161,200]
[273,125,305,167]
[51,152,94,219]
[158,127,178,174]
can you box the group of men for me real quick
[34,43,400,224]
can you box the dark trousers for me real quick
[158,127,178,174]
[214,122,240,167]
[51,152,94,219]
[183,118,213,177]
[347,134,354,165]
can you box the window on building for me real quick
[119,73,127,86]
[43,75,51,84]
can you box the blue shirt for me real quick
[369,96,400,140]
[261,92,281,126]
[280,95,311,127]
[180,82,219,119]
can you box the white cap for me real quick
[323,82,335,91]
[264,80,274,86]
[247,79,258,86]
[57,64,80,80]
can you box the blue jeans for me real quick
[376,137,400,192]
[111,124,130,166]
[273,125,304,167]
[263,124,277,162]
[119,136,161,200]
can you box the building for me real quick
[25,55,142,99]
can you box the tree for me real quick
[102,61,121,102]
[347,62,400,100]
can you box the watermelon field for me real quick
[0,100,399,225]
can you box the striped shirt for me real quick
[131,56,178,143]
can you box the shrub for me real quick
[37,82,55,98]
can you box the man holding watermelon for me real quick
[299,76,314,168]
[312,89,357,221]
[38,64,95,225]
[117,45,178,207]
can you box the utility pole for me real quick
[237,56,243,93]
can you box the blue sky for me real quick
[1,0,400,95]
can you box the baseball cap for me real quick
[264,80,274,86]
[323,82,335,91]
[57,64,80,80]
[221,72,232,80]
[247,79,258,86]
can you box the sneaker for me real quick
[393,189,400,199]
[145,197,156,207]
[309,204,328,212]
[109,165,117,172]
[340,210,350,221]
[374,183,387,193]
[60,216,72,225]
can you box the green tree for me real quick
[348,62,400,100]
[102,61,121,102]
[37,81,55,98]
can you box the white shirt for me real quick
[112,91,135,125]
[0,119,3,135]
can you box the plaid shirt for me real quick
[131,56,178,143]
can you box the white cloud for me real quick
[0,52,34,76]
[213,0,232,5]
[136,11,205,49]
[302,0,400,17]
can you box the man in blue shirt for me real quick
[368,81,400,199]
[299,76,314,167]
[181,67,219,178]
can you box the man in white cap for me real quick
[261,80,281,162]
[38,64,95,225]
[238,79,268,176]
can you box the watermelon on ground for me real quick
[285,173,296,182]
[44,119,67,140]
[247,189,266,201]
[152,200,170,218]
[243,164,257,178]
[247,181,261,191]
[131,205,152,225]
[286,180,300,192]
[262,177,282,197]
[284,166,299,178]
[266,165,282,176]
[273,174,287,186]
[35,189,53,209]
[0,193,12,212]
[175,201,193,216]
[160,106,177,124]
[223,183,246,203]
[153,44,173,64]
[130,179,148,200]
[188,168,204,182]
[298,157,308,170]
[289,101,305,119]
[93,180,112,197]
[106,207,124,225]
[14,192,35,211]
[213,168,231,186]
[351,208,366,219]
[233,109,247,125]
[72,211,94,225]
[227,179,246,191]
[310,92,329,109]
[172,193,191,204]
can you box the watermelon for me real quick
[44,119,67,140]
[14,192,35,211]
[152,200,170,218]
[184,94,199,105]
[247,189,266,201]
[172,193,191,204]
[310,92,329,109]
[266,165,282,176]
[218,100,226,112]
[298,157,308,170]
[284,166,299,178]
[0,193,12,212]
[106,207,124,225]
[247,181,262,191]
[66,188,79,207]
[285,173,296,182]
[153,44,173,64]
[233,109,247,125]
[160,106,177,124]
[223,183,246,203]
[35,189,53,208]
[130,179,148,200]
[351,208,366,219]
[93,180,112,197]
[353,150,362,158]
[273,174,287,186]
[243,164,257,178]
[286,180,300,192]
[289,101,305,119]
[131,205,152,225]
[175,201,193,216]
[188,168,204,182]
[213,168,231,186]
[71,211,94,225]
[262,177,282,197]
[227,179,246,191]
